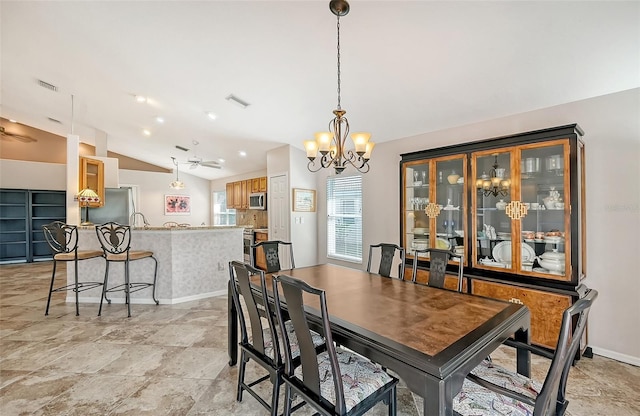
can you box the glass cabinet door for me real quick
[403,161,431,258]
[433,156,466,262]
[472,150,514,270]
[519,141,570,280]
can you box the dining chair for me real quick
[228,261,324,416]
[95,222,159,317]
[412,248,464,292]
[366,243,406,279]
[273,273,399,416]
[453,288,598,416]
[251,240,295,273]
[42,221,104,316]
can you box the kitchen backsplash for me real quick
[236,209,268,228]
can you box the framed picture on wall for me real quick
[165,194,191,215]
[292,188,316,212]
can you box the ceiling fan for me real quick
[177,140,222,169]
[0,126,37,143]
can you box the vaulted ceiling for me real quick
[2,1,638,179]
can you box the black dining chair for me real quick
[228,261,324,416]
[251,240,295,273]
[273,273,399,416]
[453,288,598,416]
[366,243,406,279]
[412,248,464,292]
[42,221,104,316]
[95,222,159,317]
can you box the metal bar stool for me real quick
[95,222,159,317]
[42,221,104,316]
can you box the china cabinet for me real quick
[400,125,587,352]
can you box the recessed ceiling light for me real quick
[206,112,217,120]
[218,158,225,163]
[143,129,151,136]
[155,116,165,124]
[239,151,247,157]
[9,119,17,123]
[135,95,147,103]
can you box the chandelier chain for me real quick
[336,15,341,110]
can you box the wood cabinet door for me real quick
[254,232,268,270]
[251,178,260,193]
[79,157,104,207]
[233,182,242,209]
[472,279,571,349]
[225,183,234,209]
[259,176,267,192]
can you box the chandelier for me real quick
[170,157,185,189]
[303,0,374,174]
[476,155,510,197]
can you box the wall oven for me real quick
[243,228,254,263]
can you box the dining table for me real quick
[227,263,531,416]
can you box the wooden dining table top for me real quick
[267,263,525,360]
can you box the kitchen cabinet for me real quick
[400,124,586,352]
[79,157,104,207]
[0,189,66,263]
[226,182,234,209]
[254,230,269,271]
[226,176,267,209]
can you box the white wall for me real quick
[118,169,212,227]
[0,160,66,190]
[314,88,640,364]
[287,145,318,268]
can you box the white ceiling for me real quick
[2,1,638,180]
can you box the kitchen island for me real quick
[71,226,243,304]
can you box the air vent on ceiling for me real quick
[38,79,58,92]
[48,117,62,124]
[225,94,250,109]
[175,145,189,152]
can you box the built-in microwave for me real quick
[249,192,267,210]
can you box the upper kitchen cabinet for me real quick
[79,157,104,207]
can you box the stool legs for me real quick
[45,260,58,316]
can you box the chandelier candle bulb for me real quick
[316,132,332,153]
[351,132,371,155]
[304,140,318,160]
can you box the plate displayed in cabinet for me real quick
[435,237,451,250]
[492,241,536,263]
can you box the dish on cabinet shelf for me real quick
[442,205,460,211]
[544,236,564,244]
[435,238,451,250]
[492,241,536,263]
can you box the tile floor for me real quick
[1,262,639,415]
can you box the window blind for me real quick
[327,175,362,262]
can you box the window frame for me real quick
[326,175,363,263]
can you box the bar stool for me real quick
[42,221,104,316]
[95,221,159,317]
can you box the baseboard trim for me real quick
[68,289,227,305]
[590,346,640,367]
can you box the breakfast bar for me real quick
[71,226,243,304]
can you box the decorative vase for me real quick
[496,199,507,210]
[447,171,460,184]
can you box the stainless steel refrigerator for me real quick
[87,187,132,225]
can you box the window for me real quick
[213,191,236,226]
[327,175,362,263]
